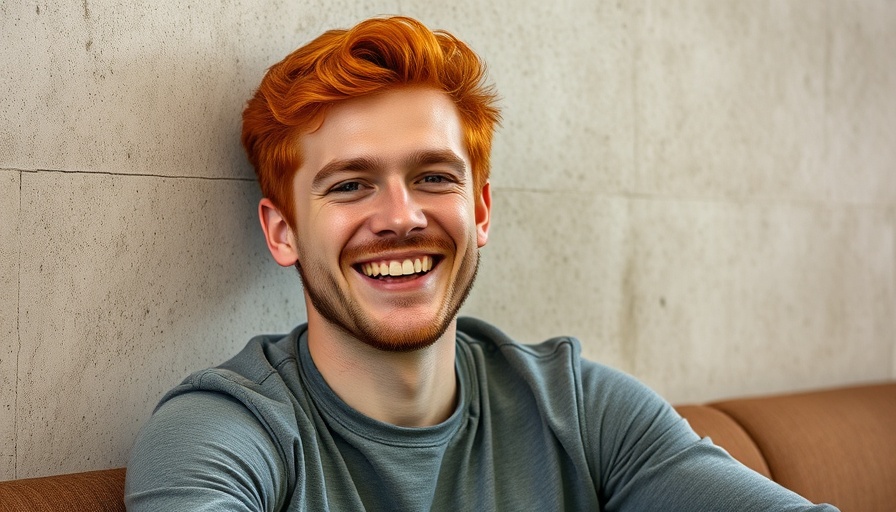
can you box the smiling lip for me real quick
[358,255,435,278]
[344,235,452,282]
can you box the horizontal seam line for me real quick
[492,187,891,209]
[17,168,254,182]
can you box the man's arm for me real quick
[583,365,839,511]
[125,391,286,512]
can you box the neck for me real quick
[305,313,458,428]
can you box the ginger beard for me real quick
[293,232,481,352]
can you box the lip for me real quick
[349,254,444,292]
[350,250,443,279]
[352,250,442,266]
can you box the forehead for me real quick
[297,88,469,174]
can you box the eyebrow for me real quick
[407,149,467,174]
[311,149,467,189]
[311,156,385,189]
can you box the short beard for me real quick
[294,244,480,353]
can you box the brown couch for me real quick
[1,382,893,511]
[674,381,895,511]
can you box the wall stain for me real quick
[619,235,637,368]
[82,0,90,20]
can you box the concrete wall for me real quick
[1,0,893,480]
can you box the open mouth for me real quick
[356,255,438,281]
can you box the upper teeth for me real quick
[361,256,433,277]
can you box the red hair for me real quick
[241,16,501,226]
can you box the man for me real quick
[126,16,837,511]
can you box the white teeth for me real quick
[361,255,435,277]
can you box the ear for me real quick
[475,181,491,248]
[258,198,299,267]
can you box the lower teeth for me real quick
[374,270,427,279]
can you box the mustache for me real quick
[342,234,455,262]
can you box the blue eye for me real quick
[331,181,361,193]
[422,175,447,183]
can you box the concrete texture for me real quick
[1,0,894,481]
[634,0,828,202]
[0,171,19,478]
[626,199,894,403]
[463,190,630,370]
[825,0,896,204]
[476,1,636,194]
[15,171,301,477]
[892,206,896,379]
[0,0,399,178]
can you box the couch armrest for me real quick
[675,404,772,478]
[0,468,125,512]
[712,382,896,512]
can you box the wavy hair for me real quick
[241,16,501,226]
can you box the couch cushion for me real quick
[0,467,125,512]
[675,404,771,478]
[711,382,896,512]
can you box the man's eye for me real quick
[421,175,449,184]
[330,182,361,193]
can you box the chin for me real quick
[299,249,479,353]
[351,312,454,353]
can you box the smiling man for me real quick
[258,86,486,428]
[125,16,837,511]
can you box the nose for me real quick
[368,180,427,237]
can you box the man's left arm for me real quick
[581,364,839,511]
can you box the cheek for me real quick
[303,207,361,265]
[433,197,478,244]
[309,205,358,237]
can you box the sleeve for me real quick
[125,391,287,512]
[582,364,839,512]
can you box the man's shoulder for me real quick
[216,324,306,382]
[156,324,308,415]
[456,316,582,355]
[456,316,651,399]
[456,316,604,371]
